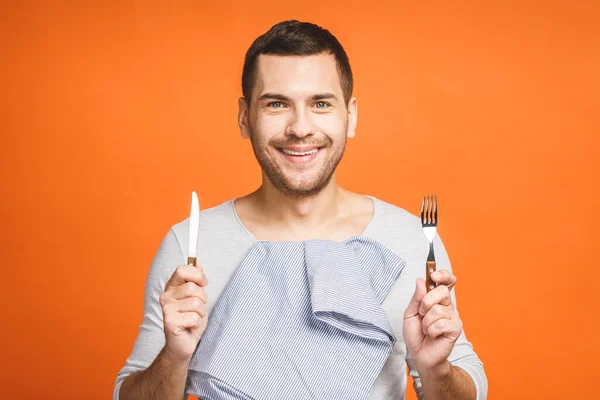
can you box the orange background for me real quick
[2,1,598,399]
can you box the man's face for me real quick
[238,53,357,199]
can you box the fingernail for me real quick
[431,271,440,280]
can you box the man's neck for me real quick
[253,177,345,229]
[235,177,373,242]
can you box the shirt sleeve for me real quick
[113,228,185,400]
[406,233,488,400]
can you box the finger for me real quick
[426,317,463,340]
[170,282,208,303]
[418,284,452,316]
[430,269,456,290]
[164,264,208,292]
[404,278,427,319]
[195,260,209,286]
[165,311,203,332]
[163,299,206,323]
[421,304,455,335]
[174,296,207,318]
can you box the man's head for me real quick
[238,20,357,199]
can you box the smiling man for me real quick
[114,20,487,400]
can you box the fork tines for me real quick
[421,195,437,227]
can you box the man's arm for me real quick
[405,233,487,400]
[119,347,190,400]
[113,228,206,400]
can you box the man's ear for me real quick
[346,97,358,139]
[238,97,251,139]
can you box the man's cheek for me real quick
[257,119,285,137]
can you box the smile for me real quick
[280,148,319,156]
[277,147,323,164]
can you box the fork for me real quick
[421,195,438,292]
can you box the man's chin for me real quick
[275,178,330,198]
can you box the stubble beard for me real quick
[249,128,347,200]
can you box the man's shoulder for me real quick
[366,195,424,251]
[170,198,237,241]
[371,195,421,228]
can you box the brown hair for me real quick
[241,20,353,108]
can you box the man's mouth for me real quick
[276,146,323,163]
[279,148,320,156]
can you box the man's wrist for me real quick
[418,360,453,382]
[418,361,477,400]
[161,346,192,370]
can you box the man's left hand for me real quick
[403,270,463,375]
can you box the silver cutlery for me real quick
[421,195,437,292]
[188,191,200,266]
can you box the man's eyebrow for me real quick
[310,93,338,101]
[258,93,291,101]
[257,92,339,102]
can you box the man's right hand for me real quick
[159,261,209,363]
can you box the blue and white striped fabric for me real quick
[186,236,406,399]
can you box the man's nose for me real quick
[285,108,315,138]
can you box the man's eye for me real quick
[314,101,331,109]
[267,102,285,108]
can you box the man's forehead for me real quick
[254,53,342,98]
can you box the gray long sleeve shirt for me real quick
[113,196,487,399]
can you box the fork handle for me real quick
[426,261,437,292]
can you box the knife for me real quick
[188,191,200,266]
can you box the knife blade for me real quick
[188,191,200,266]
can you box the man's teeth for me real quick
[281,148,319,156]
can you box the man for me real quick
[114,20,487,400]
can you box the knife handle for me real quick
[426,261,437,292]
[187,256,197,266]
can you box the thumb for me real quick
[195,259,209,286]
[404,278,427,319]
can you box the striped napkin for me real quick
[186,236,406,399]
